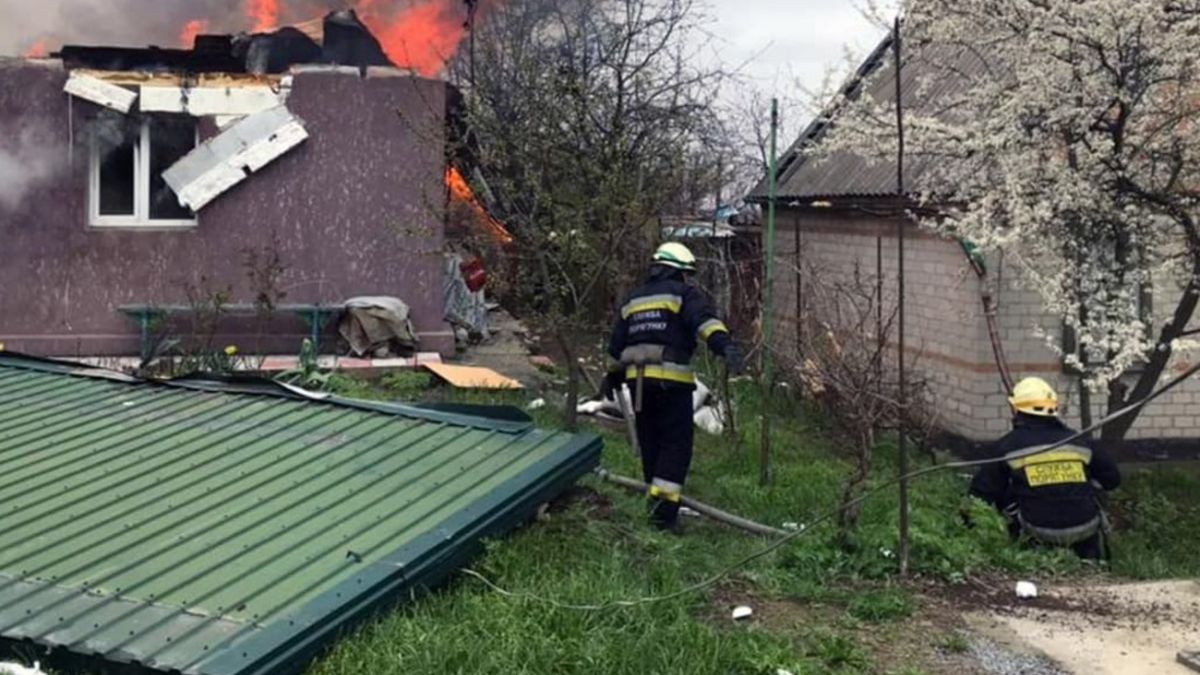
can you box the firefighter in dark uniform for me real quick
[603,242,743,532]
[969,377,1121,560]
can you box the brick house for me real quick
[751,39,1199,455]
[0,11,461,358]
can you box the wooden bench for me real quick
[119,303,346,359]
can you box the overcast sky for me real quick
[704,0,890,98]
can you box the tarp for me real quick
[338,296,418,357]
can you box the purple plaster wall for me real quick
[0,59,453,357]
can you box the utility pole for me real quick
[760,98,779,486]
[893,17,910,577]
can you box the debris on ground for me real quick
[1015,581,1038,599]
[1179,650,1200,673]
[527,398,546,410]
[576,377,729,434]
[732,605,754,621]
[0,352,599,675]
[425,362,523,390]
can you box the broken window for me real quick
[89,114,197,227]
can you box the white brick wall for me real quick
[771,207,1200,442]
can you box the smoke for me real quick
[0,0,244,54]
[0,127,63,212]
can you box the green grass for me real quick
[846,587,914,623]
[300,370,1200,675]
[937,632,971,655]
[1107,462,1200,578]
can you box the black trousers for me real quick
[1069,532,1105,561]
[634,381,695,527]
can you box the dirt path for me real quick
[457,309,547,387]
[961,580,1200,675]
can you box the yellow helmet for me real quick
[1009,377,1058,417]
[653,242,697,272]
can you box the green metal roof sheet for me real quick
[0,354,601,675]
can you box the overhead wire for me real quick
[461,359,1200,611]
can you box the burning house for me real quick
[0,8,493,358]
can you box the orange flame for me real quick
[447,167,514,245]
[175,0,481,78]
[247,0,281,32]
[359,0,467,77]
[23,39,49,58]
[180,19,210,48]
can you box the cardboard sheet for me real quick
[425,363,522,390]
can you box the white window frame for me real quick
[89,119,198,229]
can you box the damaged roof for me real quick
[0,354,601,675]
[55,9,392,75]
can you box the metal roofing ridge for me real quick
[747,33,895,202]
[197,430,602,675]
[0,353,532,434]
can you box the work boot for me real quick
[649,498,682,534]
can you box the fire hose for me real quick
[960,239,1015,395]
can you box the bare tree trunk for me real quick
[1078,378,1094,432]
[557,328,580,432]
[759,411,771,486]
[837,429,875,544]
[1102,268,1200,442]
[721,362,738,444]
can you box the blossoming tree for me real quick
[827,0,1200,441]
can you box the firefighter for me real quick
[603,242,743,532]
[969,377,1121,560]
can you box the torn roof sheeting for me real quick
[62,71,138,113]
[163,105,309,211]
[0,353,601,675]
[139,81,289,117]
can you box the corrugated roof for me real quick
[0,354,600,675]
[749,35,985,201]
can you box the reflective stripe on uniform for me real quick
[697,318,729,340]
[626,362,694,384]
[649,478,683,502]
[1018,513,1102,546]
[1005,444,1092,470]
[621,294,683,319]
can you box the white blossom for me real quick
[825,0,1200,393]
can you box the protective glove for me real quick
[723,343,746,376]
[601,369,625,400]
